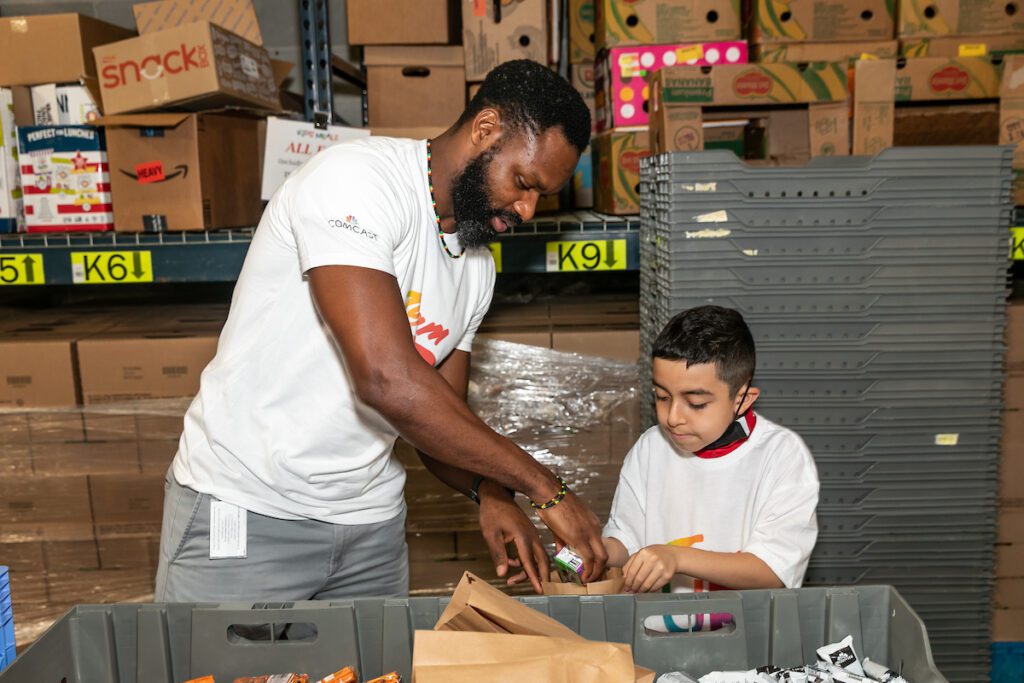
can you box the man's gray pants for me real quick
[155,471,409,602]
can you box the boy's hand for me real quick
[623,545,678,593]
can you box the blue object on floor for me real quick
[0,567,14,672]
[992,642,1024,683]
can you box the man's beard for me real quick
[451,149,522,248]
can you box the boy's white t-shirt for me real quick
[172,137,496,525]
[603,413,819,592]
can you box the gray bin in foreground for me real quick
[0,586,945,683]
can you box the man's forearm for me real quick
[670,546,784,589]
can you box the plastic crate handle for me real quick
[633,592,746,638]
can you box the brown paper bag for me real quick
[413,630,636,682]
[432,573,656,683]
[542,567,625,595]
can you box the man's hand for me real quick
[623,545,677,593]
[536,491,607,583]
[478,482,549,594]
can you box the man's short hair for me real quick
[652,306,756,395]
[458,60,591,153]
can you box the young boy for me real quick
[603,306,819,611]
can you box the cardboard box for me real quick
[0,14,134,88]
[462,0,548,81]
[551,328,639,361]
[17,125,114,233]
[570,0,596,63]
[93,22,279,115]
[0,334,79,407]
[365,46,466,129]
[649,63,849,159]
[261,117,370,201]
[0,475,93,542]
[596,42,748,131]
[571,63,597,133]
[753,0,894,43]
[900,34,1024,57]
[476,330,553,348]
[134,0,263,46]
[32,439,141,476]
[754,40,899,62]
[1010,301,1024,365]
[573,145,594,209]
[77,330,219,405]
[898,0,1024,37]
[852,58,898,155]
[89,473,165,537]
[1000,505,1024,543]
[895,55,1003,100]
[0,88,24,234]
[997,543,1024,578]
[0,539,99,572]
[348,0,459,45]
[138,439,179,474]
[31,84,101,126]
[995,576,1024,608]
[593,129,649,214]
[993,607,1024,640]
[999,56,1024,203]
[97,534,161,569]
[100,112,262,232]
[594,0,741,51]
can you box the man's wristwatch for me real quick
[469,476,515,504]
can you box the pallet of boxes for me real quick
[0,0,285,645]
[997,300,1024,648]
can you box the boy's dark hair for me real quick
[457,60,591,154]
[652,306,756,396]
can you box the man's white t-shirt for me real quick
[172,137,496,525]
[603,413,819,592]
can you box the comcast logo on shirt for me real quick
[328,214,378,240]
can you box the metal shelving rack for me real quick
[0,212,640,284]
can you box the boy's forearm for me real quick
[669,546,784,589]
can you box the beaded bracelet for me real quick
[530,476,569,510]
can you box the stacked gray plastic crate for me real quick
[639,147,1012,683]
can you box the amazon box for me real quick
[462,0,548,81]
[93,21,279,115]
[100,112,262,232]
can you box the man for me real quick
[155,60,607,601]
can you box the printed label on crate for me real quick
[545,239,626,272]
[0,252,44,285]
[488,242,502,273]
[1013,227,1024,261]
[70,250,153,284]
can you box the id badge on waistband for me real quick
[209,500,248,559]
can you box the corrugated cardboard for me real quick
[753,0,894,43]
[999,505,1024,543]
[133,0,263,46]
[755,40,899,62]
[93,21,280,115]
[17,125,114,233]
[551,328,639,361]
[1009,301,1024,365]
[1002,410,1024,503]
[0,539,99,572]
[593,129,649,214]
[76,330,219,404]
[476,330,553,348]
[0,14,134,87]
[895,55,1003,100]
[371,126,449,139]
[0,334,80,408]
[462,0,548,81]
[570,0,596,63]
[898,0,1024,37]
[0,475,93,542]
[89,472,165,537]
[594,0,741,51]
[649,63,849,158]
[261,117,370,201]
[999,56,1024,191]
[138,439,180,473]
[997,543,1024,578]
[995,576,1024,608]
[348,0,459,45]
[365,46,466,129]
[596,42,749,132]
[573,145,594,209]
[97,534,161,569]
[853,58,897,155]
[993,607,1024,640]
[100,112,263,232]
[31,439,141,476]
[900,34,1024,57]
